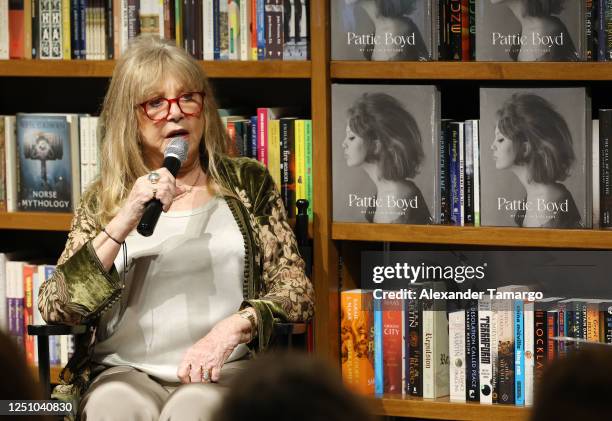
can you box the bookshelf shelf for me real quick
[0,212,73,231]
[0,60,312,78]
[365,395,529,420]
[332,223,612,249]
[331,61,612,81]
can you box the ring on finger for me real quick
[148,171,161,184]
[201,368,211,382]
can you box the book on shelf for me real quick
[475,0,585,61]
[332,83,440,225]
[479,87,592,229]
[15,113,81,213]
[331,0,436,61]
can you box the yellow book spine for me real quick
[23,0,32,58]
[587,304,600,342]
[268,119,281,191]
[62,0,70,59]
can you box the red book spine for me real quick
[9,0,25,58]
[461,0,469,60]
[22,264,36,365]
[382,299,403,394]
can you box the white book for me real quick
[524,301,535,406]
[423,284,450,399]
[203,0,214,60]
[79,116,89,194]
[0,0,8,59]
[60,335,69,366]
[593,119,600,228]
[449,310,466,402]
[239,0,251,60]
[228,0,240,60]
[478,298,493,404]
[121,0,129,53]
[469,120,481,226]
[4,115,16,212]
[157,0,165,39]
[90,116,100,183]
[0,253,6,332]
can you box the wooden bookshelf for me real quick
[365,395,529,420]
[331,61,612,81]
[0,212,73,231]
[0,59,311,78]
[332,223,612,249]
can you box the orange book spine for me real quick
[587,303,600,342]
[341,290,374,395]
[9,1,25,58]
[22,264,36,364]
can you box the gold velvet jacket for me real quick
[37,155,315,412]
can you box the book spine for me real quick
[267,119,280,189]
[587,303,600,341]
[478,298,492,404]
[463,120,474,225]
[0,0,9,59]
[514,300,524,406]
[295,119,305,216]
[534,309,547,384]
[407,297,422,396]
[460,0,468,60]
[249,115,257,159]
[373,298,383,395]
[256,108,267,165]
[468,0,475,60]
[458,122,465,226]
[9,0,25,58]
[449,310,466,402]
[250,0,256,59]
[228,0,239,59]
[449,122,461,226]
[605,312,612,343]
[599,0,606,60]
[607,0,612,60]
[490,303,498,403]
[448,0,461,60]
[422,298,434,398]
[22,264,35,365]
[256,0,263,59]
[383,298,403,394]
[524,302,535,406]
[212,0,219,59]
[546,311,557,361]
[203,0,213,59]
[439,120,451,224]
[61,0,70,58]
[497,299,514,404]
[304,119,312,219]
[465,300,479,402]
[30,0,38,58]
[239,0,249,60]
[471,120,480,226]
[4,116,16,212]
[586,0,595,60]
[601,110,612,226]
[23,0,31,59]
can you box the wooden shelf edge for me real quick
[0,60,311,78]
[332,223,612,249]
[0,212,73,231]
[365,395,529,420]
[331,61,612,81]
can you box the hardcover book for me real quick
[332,84,440,225]
[480,87,591,228]
[16,113,80,212]
[476,0,585,61]
[331,0,436,61]
[449,309,466,402]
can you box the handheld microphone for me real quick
[137,137,189,237]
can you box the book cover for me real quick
[382,298,404,394]
[331,0,435,61]
[478,298,493,404]
[514,299,525,406]
[476,0,584,61]
[0,0,8,59]
[524,301,535,406]
[341,289,375,395]
[422,282,449,399]
[497,297,515,404]
[480,87,591,228]
[373,297,383,395]
[449,121,463,226]
[465,299,479,402]
[407,295,422,396]
[332,84,440,224]
[16,114,79,212]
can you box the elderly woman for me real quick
[37,36,314,420]
[491,0,579,61]
[342,92,432,224]
[491,93,581,228]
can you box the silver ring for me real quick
[148,171,161,184]
[201,368,210,382]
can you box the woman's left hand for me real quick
[177,312,253,384]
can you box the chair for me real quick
[28,199,313,399]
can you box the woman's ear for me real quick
[373,139,382,155]
[522,140,532,158]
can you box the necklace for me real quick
[176,171,202,198]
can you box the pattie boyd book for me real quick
[479,87,591,228]
[331,0,437,61]
[332,84,440,224]
[476,0,585,61]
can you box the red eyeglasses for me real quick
[139,92,204,121]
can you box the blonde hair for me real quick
[84,35,229,225]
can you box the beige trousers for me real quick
[79,359,249,421]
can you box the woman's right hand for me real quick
[111,168,187,239]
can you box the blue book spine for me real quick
[250,116,258,160]
[213,0,220,59]
[257,0,265,60]
[514,300,525,406]
[78,0,86,59]
[373,298,384,395]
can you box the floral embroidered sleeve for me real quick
[239,165,315,350]
[38,199,122,325]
